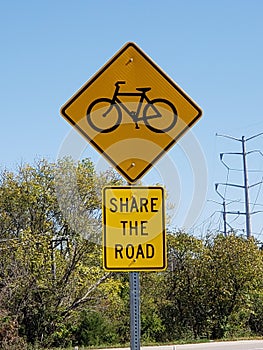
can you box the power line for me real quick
[216,132,263,238]
[251,176,263,212]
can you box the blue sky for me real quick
[1,0,263,239]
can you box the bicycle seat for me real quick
[136,87,151,92]
[115,81,126,86]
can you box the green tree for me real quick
[159,231,209,340]
[0,158,124,348]
[205,234,263,339]
[140,272,165,343]
[2,160,263,347]
[157,232,263,341]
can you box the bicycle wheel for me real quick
[143,98,178,133]
[86,98,122,133]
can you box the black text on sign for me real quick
[102,186,166,271]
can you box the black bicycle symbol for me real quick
[86,81,178,133]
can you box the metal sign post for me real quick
[128,182,140,350]
[102,184,165,350]
[130,271,140,350]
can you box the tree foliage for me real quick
[0,158,124,348]
[1,159,263,349]
[156,231,263,341]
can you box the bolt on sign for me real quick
[102,186,166,271]
[60,42,202,184]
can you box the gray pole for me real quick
[223,200,227,236]
[129,271,140,350]
[128,179,141,350]
[215,183,227,237]
[241,136,252,238]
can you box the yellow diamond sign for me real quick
[103,186,166,271]
[60,42,202,183]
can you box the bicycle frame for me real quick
[103,83,161,124]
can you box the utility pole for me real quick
[216,132,263,238]
[241,136,252,238]
[215,184,227,236]
[214,185,239,236]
